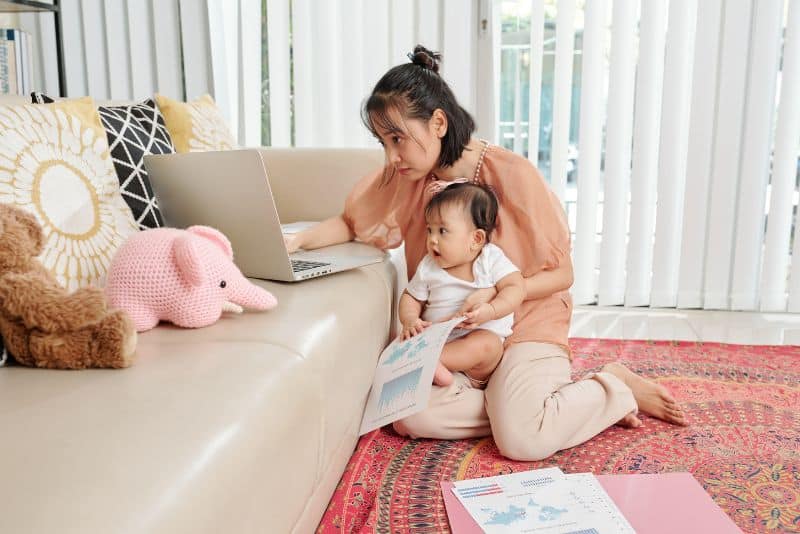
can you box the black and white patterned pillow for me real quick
[0,334,8,367]
[32,93,175,230]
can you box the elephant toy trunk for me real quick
[231,281,278,311]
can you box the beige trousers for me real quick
[393,342,637,461]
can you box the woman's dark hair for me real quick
[424,182,499,241]
[362,45,476,176]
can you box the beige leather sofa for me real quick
[0,140,400,533]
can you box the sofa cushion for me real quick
[32,92,175,230]
[0,96,138,290]
[0,251,396,534]
[154,93,237,153]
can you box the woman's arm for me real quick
[456,259,573,315]
[284,215,355,253]
[523,258,574,300]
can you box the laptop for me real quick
[144,148,384,282]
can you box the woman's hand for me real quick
[459,302,496,329]
[283,232,306,253]
[460,287,497,313]
[435,287,498,325]
[399,318,431,340]
[283,215,355,253]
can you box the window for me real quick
[498,1,587,186]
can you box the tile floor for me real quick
[570,306,800,345]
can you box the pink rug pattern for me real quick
[318,339,800,533]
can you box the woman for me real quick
[285,45,686,461]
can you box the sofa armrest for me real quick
[258,147,384,223]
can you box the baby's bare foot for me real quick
[603,362,687,426]
[433,362,454,386]
[616,410,643,428]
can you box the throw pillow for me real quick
[32,92,175,230]
[154,93,237,153]
[0,97,139,291]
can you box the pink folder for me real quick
[441,472,742,533]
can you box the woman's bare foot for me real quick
[603,362,687,426]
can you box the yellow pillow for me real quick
[154,93,237,153]
[0,97,138,291]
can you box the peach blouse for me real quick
[342,144,573,349]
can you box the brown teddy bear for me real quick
[0,203,136,369]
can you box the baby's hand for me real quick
[400,318,431,340]
[460,302,495,329]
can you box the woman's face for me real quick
[371,108,444,182]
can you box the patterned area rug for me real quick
[318,339,800,534]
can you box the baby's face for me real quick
[425,203,479,269]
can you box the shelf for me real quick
[0,0,63,96]
[0,1,57,13]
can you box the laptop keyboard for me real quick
[291,259,331,272]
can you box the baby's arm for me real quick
[461,272,525,328]
[398,290,452,385]
[398,291,431,340]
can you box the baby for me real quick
[399,181,525,388]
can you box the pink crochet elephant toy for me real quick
[105,226,277,332]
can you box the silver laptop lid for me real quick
[144,149,296,280]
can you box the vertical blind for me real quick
[21,0,491,160]
[21,0,262,146]
[279,0,496,148]
[650,0,696,309]
[530,0,800,312]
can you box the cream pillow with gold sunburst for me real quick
[0,97,138,291]
[154,93,238,153]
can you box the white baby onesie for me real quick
[405,243,520,340]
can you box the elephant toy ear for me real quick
[173,234,205,287]
[186,226,233,260]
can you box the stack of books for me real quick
[0,28,32,95]
[441,468,742,533]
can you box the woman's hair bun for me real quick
[407,45,441,73]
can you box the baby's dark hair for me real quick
[362,45,476,178]
[425,182,499,241]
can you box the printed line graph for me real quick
[457,483,504,499]
[378,367,423,412]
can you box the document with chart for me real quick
[451,468,635,534]
[359,317,463,435]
